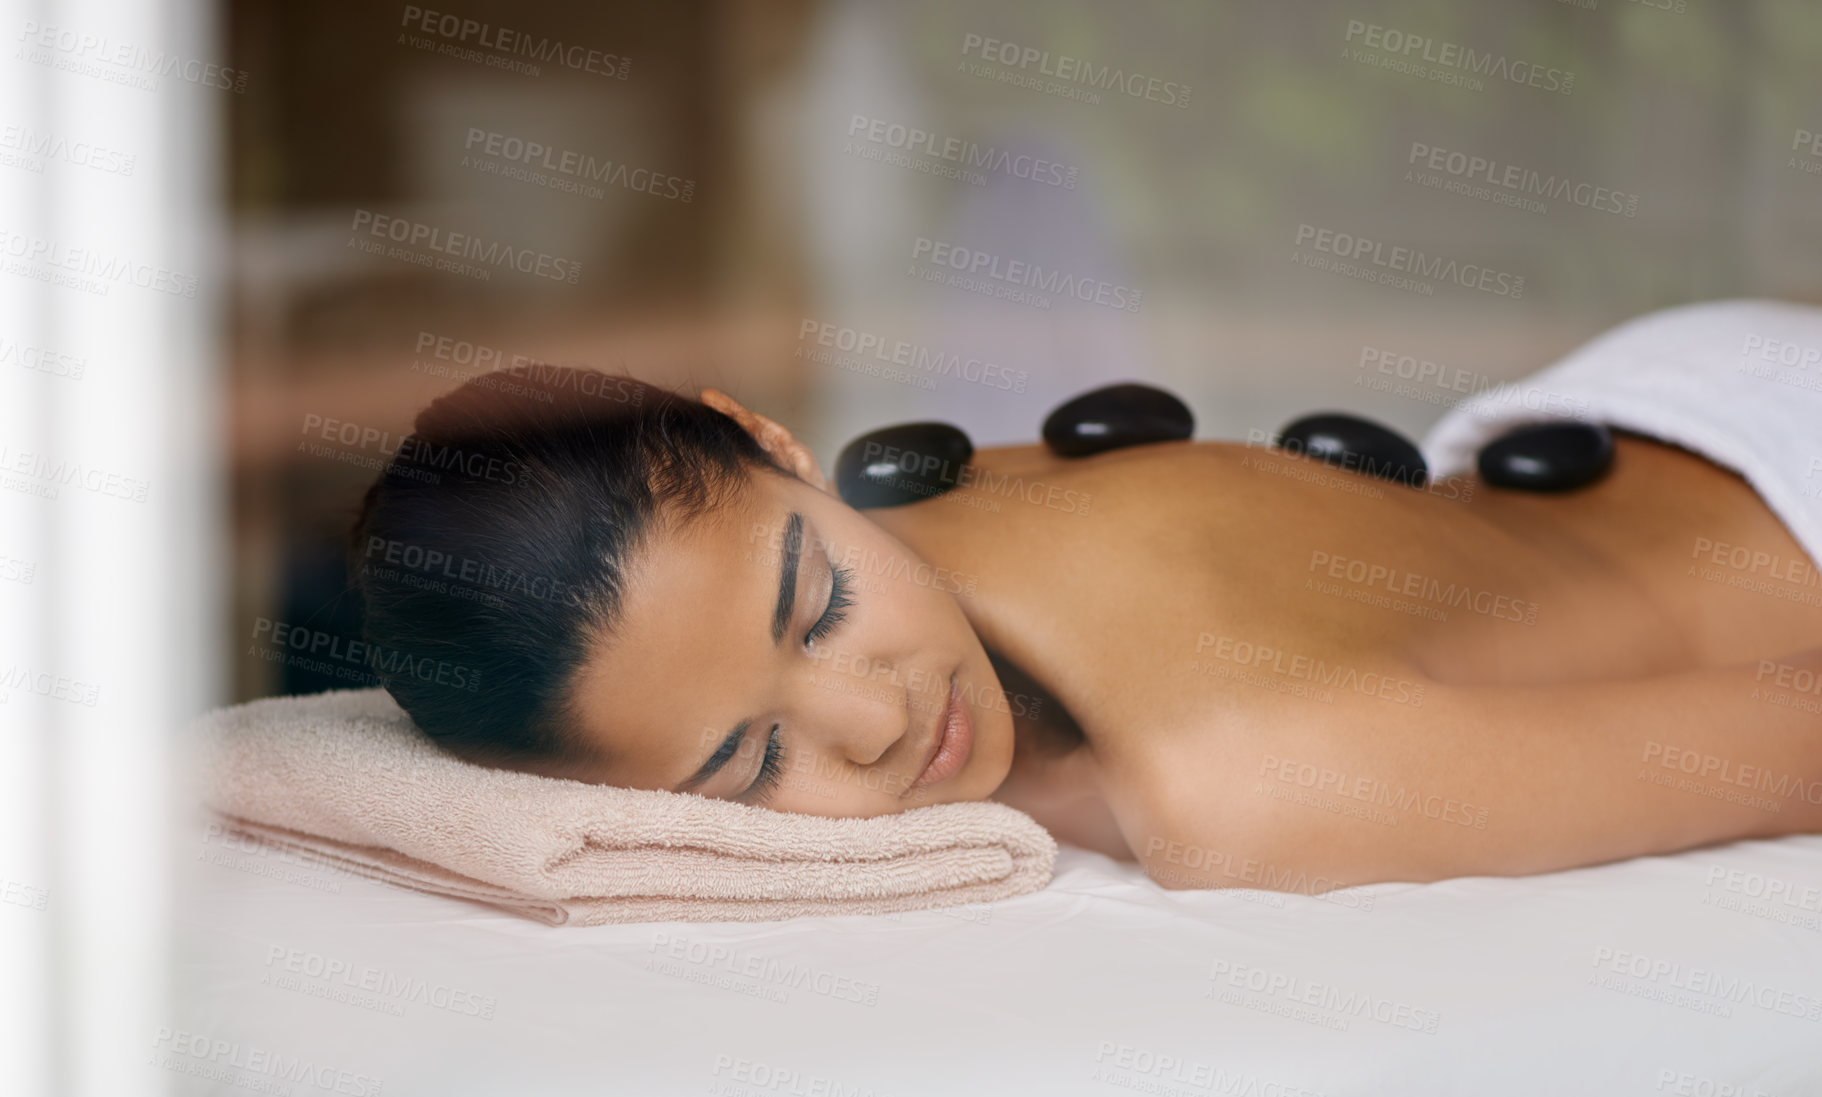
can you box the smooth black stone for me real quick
[1277,413,1428,488]
[1477,421,1613,492]
[1043,383,1195,457]
[834,422,974,508]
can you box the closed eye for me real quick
[738,723,786,804]
[805,560,854,647]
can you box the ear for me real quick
[699,388,830,493]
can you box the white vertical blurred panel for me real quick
[0,0,54,1089]
[0,0,224,1094]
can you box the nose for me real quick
[790,649,914,770]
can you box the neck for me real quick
[984,645,1133,859]
[985,646,1086,762]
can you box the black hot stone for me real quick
[1277,413,1428,488]
[1042,383,1195,457]
[834,422,974,509]
[1477,421,1613,492]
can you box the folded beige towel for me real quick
[195,688,1057,925]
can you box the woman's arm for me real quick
[1134,648,1822,891]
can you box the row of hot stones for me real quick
[835,383,1613,508]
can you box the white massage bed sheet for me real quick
[175,824,1822,1096]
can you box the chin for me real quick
[961,698,1016,802]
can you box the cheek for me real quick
[871,549,963,630]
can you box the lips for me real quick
[907,671,974,794]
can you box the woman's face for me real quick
[558,465,1017,816]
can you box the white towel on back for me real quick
[1423,298,1822,563]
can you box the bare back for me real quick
[865,436,1822,888]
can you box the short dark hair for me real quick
[346,364,784,771]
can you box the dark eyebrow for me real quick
[771,511,803,645]
[674,512,802,793]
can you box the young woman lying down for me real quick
[346,364,1822,894]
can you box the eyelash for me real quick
[741,558,851,805]
[741,724,786,804]
[804,561,854,647]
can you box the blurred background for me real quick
[221,0,1822,703]
[2,0,1819,1092]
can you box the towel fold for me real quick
[1422,298,1822,565]
[196,688,1057,925]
